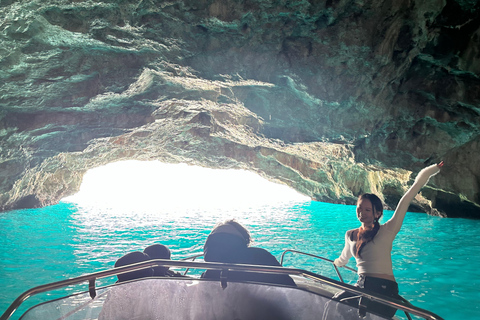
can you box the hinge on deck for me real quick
[89,278,97,299]
[220,269,228,289]
[358,297,367,318]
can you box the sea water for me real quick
[0,200,479,320]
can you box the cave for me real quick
[1,0,480,218]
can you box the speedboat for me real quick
[0,250,444,320]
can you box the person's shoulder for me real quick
[346,228,358,238]
[244,247,281,266]
[378,220,396,234]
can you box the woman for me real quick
[333,162,443,318]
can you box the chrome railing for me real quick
[279,249,420,320]
[179,253,204,275]
[0,258,444,320]
[279,249,357,283]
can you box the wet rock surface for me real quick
[1,0,479,218]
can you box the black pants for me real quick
[333,275,403,319]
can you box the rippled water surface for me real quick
[1,201,479,319]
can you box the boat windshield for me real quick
[2,258,443,320]
[19,278,390,320]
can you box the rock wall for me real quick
[1,0,479,218]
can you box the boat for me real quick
[0,250,444,320]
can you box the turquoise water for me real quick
[1,200,479,319]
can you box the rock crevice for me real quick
[1,0,479,218]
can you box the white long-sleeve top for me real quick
[334,164,441,276]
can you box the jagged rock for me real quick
[1,0,479,218]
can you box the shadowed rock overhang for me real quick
[1,0,479,218]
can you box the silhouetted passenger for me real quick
[144,244,171,276]
[233,247,296,286]
[144,243,187,277]
[203,219,251,264]
[202,219,295,286]
[114,251,153,283]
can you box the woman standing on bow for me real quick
[333,162,443,317]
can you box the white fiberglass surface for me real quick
[20,278,388,320]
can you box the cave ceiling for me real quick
[1,0,479,218]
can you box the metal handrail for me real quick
[0,259,444,320]
[280,249,416,320]
[179,253,203,261]
[179,253,204,275]
[279,249,357,282]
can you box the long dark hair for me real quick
[355,193,383,258]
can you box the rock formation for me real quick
[1,0,479,218]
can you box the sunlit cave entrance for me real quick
[62,160,310,214]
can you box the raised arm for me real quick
[385,162,443,234]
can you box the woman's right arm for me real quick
[334,231,353,267]
[385,162,443,234]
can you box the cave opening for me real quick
[62,160,310,213]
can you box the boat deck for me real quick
[0,251,444,320]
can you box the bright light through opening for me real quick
[63,161,310,213]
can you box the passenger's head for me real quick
[114,251,153,283]
[204,219,251,262]
[210,219,251,246]
[355,194,384,258]
[144,244,171,276]
[357,193,383,224]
